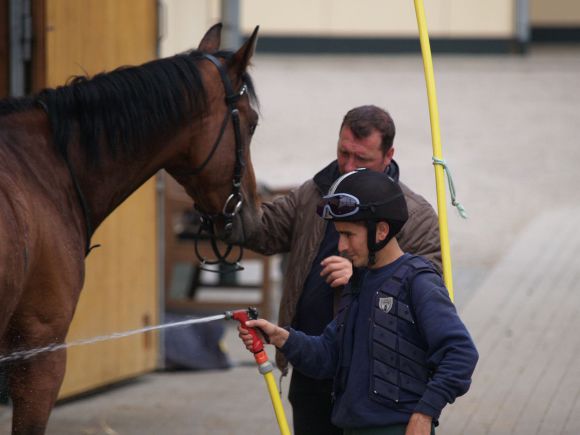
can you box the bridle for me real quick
[187,53,249,272]
[39,53,249,269]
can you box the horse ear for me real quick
[230,26,259,74]
[198,23,222,53]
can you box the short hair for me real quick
[340,105,396,154]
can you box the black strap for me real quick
[202,54,240,106]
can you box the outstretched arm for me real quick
[238,318,339,380]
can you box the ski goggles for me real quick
[317,193,363,219]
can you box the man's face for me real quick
[337,126,394,174]
[335,221,369,268]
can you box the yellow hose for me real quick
[263,371,291,435]
[413,0,455,302]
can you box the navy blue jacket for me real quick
[281,253,478,429]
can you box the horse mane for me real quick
[27,50,257,165]
[0,96,35,116]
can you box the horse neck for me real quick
[70,136,176,232]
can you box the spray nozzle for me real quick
[224,307,264,354]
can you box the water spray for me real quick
[0,307,290,434]
[0,314,226,365]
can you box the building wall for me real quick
[160,0,580,55]
[159,0,520,56]
[159,0,220,56]
[241,0,516,38]
[531,0,580,26]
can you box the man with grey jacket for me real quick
[242,105,442,435]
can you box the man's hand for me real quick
[405,412,432,435]
[320,255,353,287]
[238,319,289,349]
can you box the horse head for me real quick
[166,24,260,246]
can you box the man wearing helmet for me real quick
[239,169,478,435]
[237,105,442,434]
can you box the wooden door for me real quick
[32,0,160,398]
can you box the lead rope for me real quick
[431,157,468,219]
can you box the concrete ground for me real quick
[1,44,580,434]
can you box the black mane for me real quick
[27,50,256,165]
[0,96,35,116]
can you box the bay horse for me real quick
[0,24,261,434]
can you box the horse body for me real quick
[0,24,260,434]
[0,110,86,434]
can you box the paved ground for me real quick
[2,44,580,434]
[441,206,580,434]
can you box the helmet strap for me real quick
[366,220,393,267]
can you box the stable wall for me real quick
[160,0,519,55]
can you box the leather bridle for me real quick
[41,53,250,270]
[189,53,250,272]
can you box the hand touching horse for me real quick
[0,24,261,434]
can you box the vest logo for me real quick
[379,297,394,314]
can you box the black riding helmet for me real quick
[317,168,408,265]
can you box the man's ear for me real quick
[376,221,390,243]
[383,147,395,168]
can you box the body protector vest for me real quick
[334,255,436,410]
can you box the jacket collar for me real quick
[313,159,400,194]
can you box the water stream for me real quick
[0,313,226,365]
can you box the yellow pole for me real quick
[413,0,455,301]
[263,371,291,435]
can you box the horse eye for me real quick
[249,123,258,136]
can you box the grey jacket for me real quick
[244,160,442,372]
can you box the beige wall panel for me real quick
[241,0,516,38]
[531,0,580,26]
[328,0,431,37]
[242,0,330,35]
[42,0,159,399]
[447,0,515,37]
[45,0,157,75]
[159,0,221,56]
